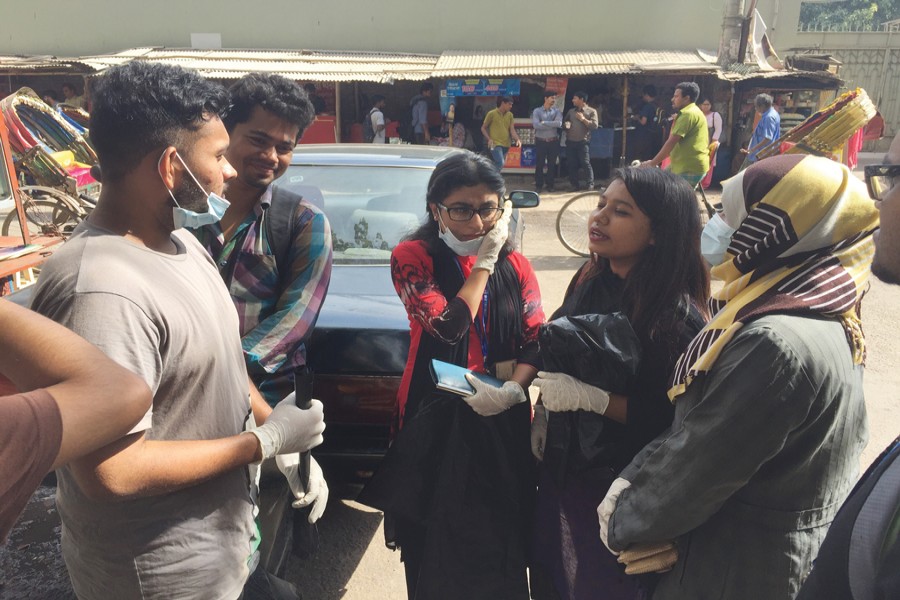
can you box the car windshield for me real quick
[279,164,431,265]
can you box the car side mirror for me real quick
[508,190,540,209]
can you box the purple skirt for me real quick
[532,467,647,600]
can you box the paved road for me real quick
[3,165,899,599]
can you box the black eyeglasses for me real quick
[437,203,504,222]
[864,164,900,201]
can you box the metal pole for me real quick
[876,29,894,108]
[621,76,629,167]
[737,0,759,67]
[335,82,342,143]
[727,82,737,170]
[719,0,746,66]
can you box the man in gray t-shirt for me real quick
[29,61,326,600]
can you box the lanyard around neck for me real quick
[453,257,489,363]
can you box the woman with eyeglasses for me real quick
[529,167,709,600]
[361,151,544,600]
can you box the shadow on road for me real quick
[0,483,73,600]
[285,473,387,600]
[0,470,387,600]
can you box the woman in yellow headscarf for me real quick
[597,154,879,600]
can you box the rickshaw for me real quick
[0,88,98,238]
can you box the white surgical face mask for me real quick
[159,151,231,229]
[701,213,737,266]
[436,211,484,256]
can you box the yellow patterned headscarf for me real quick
[668,154,879,401]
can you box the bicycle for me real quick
[1,185,87,239]
[555,190,601,257]
[555,182,717,258]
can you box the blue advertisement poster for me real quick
[445,78,521,97]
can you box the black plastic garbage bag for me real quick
[538,312,641,391]
[538,312,642,483]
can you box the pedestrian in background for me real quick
[481,96,522,171]
[698,97,722,189]
[740,93,781,167]
[564,91,599,190]
[631,85,663,162]
[61,82,86,109]
[640,82,709,188]
[368,94,387,143]
[532,90,563,193]
[304,83,327,115]
[410,82,433,145]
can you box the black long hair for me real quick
[405,151,509,253]
[588,167,710,340]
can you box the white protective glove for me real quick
[473,200,512,274]
[597,477,631,554]
[531,404,548,461]
[532,371,610,414]
[463,375,526,416]
[617,541,678,575]
[275,453,329,523]
[249,393,326,461]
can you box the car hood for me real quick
[308,264,410,374]
[316,265,408,331]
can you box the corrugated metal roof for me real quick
[1,47,840,87]
[0,55,89,74]
[719,62,842,87]
[432,50,720,76]
[74,47,439,82]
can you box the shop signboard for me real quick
[545,76,569,102]
[446,78,521,97]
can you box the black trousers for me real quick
[534,138,559,189]
[566,140,593,188]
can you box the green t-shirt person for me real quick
[483,108,514,148]
[641,84,710,185]
[670,102,710,176]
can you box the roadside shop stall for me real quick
[74,47,441,145]
[439,76,561,173]
[431,51,725,176]
[725,68,843,176]
[755,87,877,164]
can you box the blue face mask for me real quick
[159,151,231,229]
[700,213,737,266]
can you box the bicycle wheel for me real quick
[556,191,600,257]
[2,192,82,238]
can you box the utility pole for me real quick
[719,0,746,66]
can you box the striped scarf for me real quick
[668,154,879,401]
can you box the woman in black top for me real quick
[530,167,709,600]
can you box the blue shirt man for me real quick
[532,90,563,191]
[410,82,433,144]
[746,93,781,162]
